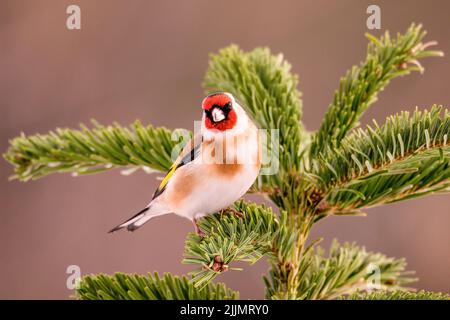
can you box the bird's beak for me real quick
[212,108,226,122]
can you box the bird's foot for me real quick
[220,207,244,218]
[193,218,205,240]
[196,229,205,240]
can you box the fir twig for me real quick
[310,24,443,158]
[314,106,450,214]
[183,200,279,289]
[4,120,184,181]
[265,240,414,300]
[77,272,238,300]
[340,289,449,300]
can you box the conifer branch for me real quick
[183,201,279,289]
[264,240,414,300]
[76,272,238,300]
[313,106,450,215]
[310,24,443,158]
[3,121,183,181]
[340,290,449,300]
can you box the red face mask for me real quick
[202,94,237,131]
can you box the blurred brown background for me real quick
[1,0,449,299]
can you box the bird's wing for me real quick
[152,132,202,199]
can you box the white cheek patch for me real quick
[212,108,226,122]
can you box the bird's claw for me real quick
[196,229,205,240]
[193,218,205,241]
[220,207,244,218]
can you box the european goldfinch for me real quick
[109,92,261,235]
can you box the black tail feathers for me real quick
[108,206,150,233]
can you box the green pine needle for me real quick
[310,24,443,158]
[3,120,184,181]
[314,105,450,214]
[340,289,449,300]
[76,272,239,300]
[183,200,279,289]
[265,240,415,300]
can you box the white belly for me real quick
[171,163,259,220]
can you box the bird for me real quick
[109,92,261,236]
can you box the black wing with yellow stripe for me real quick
[152,136,202,199]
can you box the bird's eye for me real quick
[223,102,232,111]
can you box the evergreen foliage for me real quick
[340,290,449,300]
[4,24,448,300]
[77,272,238,300]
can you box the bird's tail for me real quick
[109,202,169,233]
